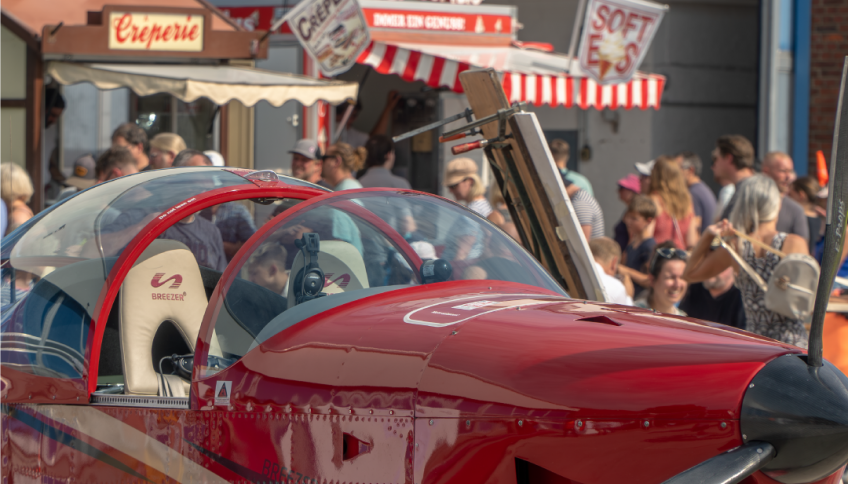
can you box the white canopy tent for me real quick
[46,62,359,107]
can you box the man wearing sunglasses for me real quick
[289,139,325,187]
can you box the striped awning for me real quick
[356,41,666,110]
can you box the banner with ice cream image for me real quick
[577,0,667,85]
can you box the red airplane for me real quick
[2,166,848,484]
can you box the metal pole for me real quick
[332,103,354,143]
[566,0,589,73]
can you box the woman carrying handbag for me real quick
[683,175,814,348]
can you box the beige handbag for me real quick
[717,231,820,320]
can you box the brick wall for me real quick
[809,0,848,174]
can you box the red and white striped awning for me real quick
[356,41,666,110]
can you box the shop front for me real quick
[216,0,666,199]
[1,0,356,211]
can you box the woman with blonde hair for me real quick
[683,174,810,347]
[649,157,697,249]
[322,142,367,191]
[149,133,187,169]
[1,163,34,235]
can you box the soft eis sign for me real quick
[577,0,667,85]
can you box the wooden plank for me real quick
[458,68,605,300]
[510,112,606,301]
[26,46,43,213]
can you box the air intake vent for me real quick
[576,315,621,326]
[342,433,372,461]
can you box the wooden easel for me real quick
[457,68,606,301]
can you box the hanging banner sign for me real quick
[285,0,371,76]
[577,0,667,85]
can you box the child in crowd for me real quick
[245,242,289,296]
[618,194,657,297]
[589,237,634,306]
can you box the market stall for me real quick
[1,0,357,211]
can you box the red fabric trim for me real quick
[403,50,421,82]
[520,74,527,103]
[655,76,666,110]
[428,56,446,88]
[376,44,398,74]
[534,75,543,107]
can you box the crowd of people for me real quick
[0,106,834,350]
[584,134,829,349]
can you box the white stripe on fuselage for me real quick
[37,405,223,482]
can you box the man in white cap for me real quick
[634,159,655,194]
[204,150,226,167]
[289,139,324,186]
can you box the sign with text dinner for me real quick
[109,12,204,52]
[577,0,666,85]
[286,0,370,76]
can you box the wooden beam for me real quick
[1,99,26,108]
[26,46,43,213]
[458,68,603,300]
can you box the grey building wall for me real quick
[504,0,760,201]
[643,0,760,193]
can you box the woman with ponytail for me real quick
[322,142,367,191]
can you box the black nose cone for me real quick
[741,354,848,483]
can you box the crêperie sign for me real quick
[109,12,204,52]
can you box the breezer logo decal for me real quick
[151,273,183,289]
[324,273,350,288]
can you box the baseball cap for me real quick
[617,173,641,193]
[444,157,478,186]
[634,159,655,177]
[64,154,96,190]
[289,139,322,160]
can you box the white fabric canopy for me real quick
[46,62,358,107]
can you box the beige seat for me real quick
[286,240,369,308]
[120,240,208,397]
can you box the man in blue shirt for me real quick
[677,151,716,234]
[549,139,593,196]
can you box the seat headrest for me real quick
[120,239,207,395]
[287,240,369,308]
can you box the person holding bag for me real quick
[682,175,813,348]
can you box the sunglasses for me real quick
[649,247,688,274]
[447,178,470,190]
